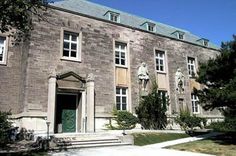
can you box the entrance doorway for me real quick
[55,94,78,133]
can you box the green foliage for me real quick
[195,35,236,111]
[0,111,12,147]
[135,81,168,130]
[105,110,138,130]
[175,109,205,131]
[0,0,49,42]
[207,108,236,132]
[115,111,138,130]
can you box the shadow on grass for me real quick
[209,132,236,145]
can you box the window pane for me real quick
[72,35,77,41]
[160,66,163,71]
[63,50,69,57]
[121,52,125,59]
[71,51,77,57]
[115,58,120,64]
[121,59,125,65]
[115,51,119,57]
[116,104,121,110]
[122,97,126,103]
[64,33,70,40]
[116,96,120,103]
[122,89,126,95]
[122,104,126,110]
[71,43,77,50]
[116,88,120,94]
[121,44,126,50]
[63,42,69,49]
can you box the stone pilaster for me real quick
[47,74,57,133]
[86,73,95,132]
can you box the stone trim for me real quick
[10,112,47,119]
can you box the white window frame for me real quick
[146,23,156,32]
[0,36,8,65]
[116,87,128,111]
[115,42,127,67]
[61,29,82,62]
[155,50,166,73]
[109,12,120,23]
[178,33,184,40]
[187,57,196,77]
[191,94,199,114]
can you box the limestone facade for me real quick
[0,4,222,133]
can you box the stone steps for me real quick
[51,134,132,150]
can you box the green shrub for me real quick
[115,111,138,130]
[0,111,12,147]
[135,81,168,130]
[105,110,138,130]
[175,109,205,131]
[207,115,236,132]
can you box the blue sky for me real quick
[54,0,236,46]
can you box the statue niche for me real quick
[175,68,185,93]
[138,62,149,94]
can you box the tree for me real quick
[0,111,12,148]
[0,0,49,42]
[135,81,168,129]
[194,35,236,111]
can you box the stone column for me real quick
[86,73,95,133]
[47,74,57,133]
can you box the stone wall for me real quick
[0,7,221,126]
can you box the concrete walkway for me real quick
[49,145,213,156]
[145,132,221,148]
[49,132,220,156]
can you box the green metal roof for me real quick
[51,0,219,50]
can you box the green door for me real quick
[56,94,77,133]
[62,109,76,132]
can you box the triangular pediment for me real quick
[57,71,86,82]
[56,71,86,90]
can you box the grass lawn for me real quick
[132,132,189,146]
[168,133,236,156]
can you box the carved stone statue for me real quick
[175,68,185,93]
[138,62,149,91]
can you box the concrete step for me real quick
[51,142,131,150]
[57,139,121,146]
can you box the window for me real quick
[203,40,209,46]
[187,57,196,77]
[191,94,199,114]
[155,50,165,72]
[0,36,7,64]
[109,12,120,23]
[62,31,80,61]
[158,90,168,100]
[158,90,168,110]
[178,33,184,40]
[147,23,155,32]
[115,42,127,66]
[116,87,128,110]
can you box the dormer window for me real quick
[147,23,155,32]
[197,38,209,47]
[105,11,120,23]
[178,33,184,40]
[203,40,209,46]
[172,31,185,40]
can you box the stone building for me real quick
[0,0,222,134]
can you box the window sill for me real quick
[0,62,7,66]
[115,65,128,69]
[61,57,81,63]
[156,71,167,74]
